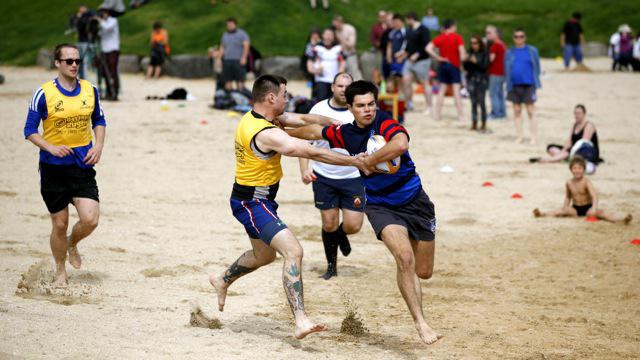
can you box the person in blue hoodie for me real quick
[505,28,541,145]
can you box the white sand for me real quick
[0,58,639,359]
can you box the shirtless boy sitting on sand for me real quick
[533,156,632,224]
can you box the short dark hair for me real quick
[405,12,418,21]
[252,74,287,102]
[54,43,79,60]
[153,21,162,30]
[393,14,404,21]
[443,19,455,29]
[332,72,353,84]
[572,11,582,20]
[575,104,586,113]
[569,155,586,170]
[345,80,379,106]
[226,17,237,24]
[514,27,526,34]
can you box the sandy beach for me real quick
[0,58,639,359]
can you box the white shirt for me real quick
[634,39,640,59]
[99,17,120,52]
[309,99,360,179]
[609,32,620,56]
[312,44,343,83]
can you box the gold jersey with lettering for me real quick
[234,111,282,187]
[41,79,94,147]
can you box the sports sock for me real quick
[336,223,351,257]
[320,229,338,279]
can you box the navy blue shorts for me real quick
[437,62,461,84]
[230,198,288,244]
[365,189,436,241]
[312,173,365,212]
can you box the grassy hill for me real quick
[1,0,639,65]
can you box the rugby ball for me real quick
[366,135,401,174]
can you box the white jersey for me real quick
[309,99,360,179]
[312,44,343,84]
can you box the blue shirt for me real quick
[322,110,423,206]
[24,78,106,168]
[510,47,535,85]
[388,28,406,54]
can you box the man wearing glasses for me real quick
[505,28,541,145]
[23,43,107,286]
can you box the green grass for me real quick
[1,0,639,65]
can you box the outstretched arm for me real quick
[277,112,335,128]
[286,124,325,141]
[256,127,366,171]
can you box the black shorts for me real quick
[40,162,99,214]
[507,84,537,104]
[437,62,462,84]
[222,59,246,82]
[573,203,592,217]
[365,189,436,241]
[312,173,365,212]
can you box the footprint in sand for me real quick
[15,260,102,305]
[141,264,202,278]
[189,305,222,329]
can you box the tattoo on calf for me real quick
[283,263,304,312]
[223,259,255,283]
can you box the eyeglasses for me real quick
[513,35,525,39]
[58,58,82,65]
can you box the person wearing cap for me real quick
[610,24,633,71]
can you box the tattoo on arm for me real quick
[223,256,255,284]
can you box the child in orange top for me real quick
[146,21,170,78]
[533,156,632,223]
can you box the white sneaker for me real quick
[586,161,596,175]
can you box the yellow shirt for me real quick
[234,110,282,187]
[41,79,95,147]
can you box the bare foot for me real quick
[52,271,68,287]
[623,214,633,225]
[67,245,82,269]
[209,274,228,312]
[416,323,443,345]
[294,319,328,339]
[533,208,542,217]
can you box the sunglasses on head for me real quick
[59,58,82,65]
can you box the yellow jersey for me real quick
[234,110,282,190]
[41,79,95,147]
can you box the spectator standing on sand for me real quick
[220,17,250,91]
[485,25,507,120]
[97,7,120,101]
[421,8,439,33]
[463,35,489,131]
[505,28,541,144]
[307,28,345,101]
[333,15,363,80]
[378,12,394,82]
[632,34,640,71]
[402,12,432,114]
[370,10,387,50]
[146,21,170,79]
[426,19,466,122]
[386,14,407,91]
[560,12,585,70]
[302,28,322,96]
[69,5,94,80]
[610,24,633,71]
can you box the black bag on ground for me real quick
[166,88,187,100]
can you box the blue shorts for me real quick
[390,61,405,76]
[437,62,461,84]
[312,173,365,211]
[230,198,288,244]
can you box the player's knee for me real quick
[282,244,303,262]
[343,222,362,234]
[395,250,415,272]
[322,219,339,232]
[51,217,69,233]
[81,213,99,229]
[416,267,433,280]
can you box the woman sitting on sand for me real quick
[532,104,601,173]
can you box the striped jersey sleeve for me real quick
[23,87,47,138]
[378,118,408,142]
[321,124,346,149]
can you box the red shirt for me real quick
[432,32,464,68]
[488,40,506,76]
